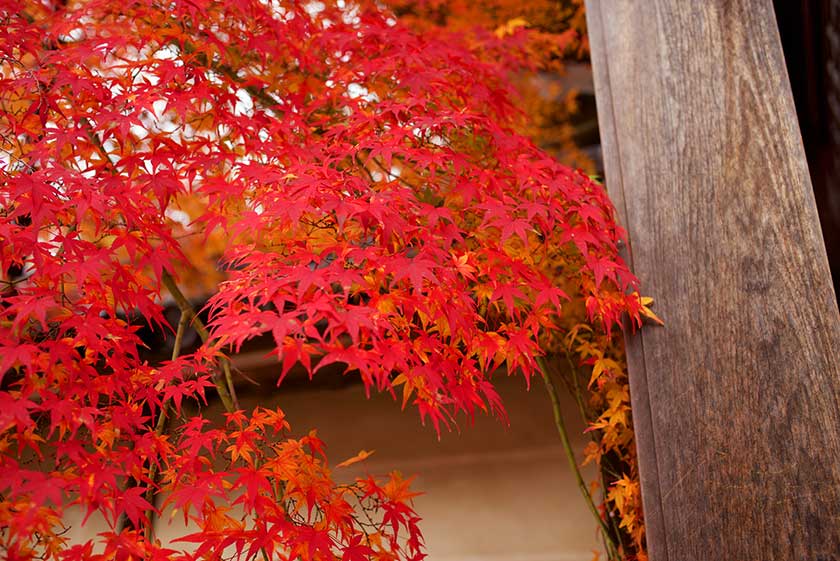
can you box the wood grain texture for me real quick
[586,2,840,559]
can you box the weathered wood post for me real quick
[586,2,840,559]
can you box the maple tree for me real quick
[0,1,650,560]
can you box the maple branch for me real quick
[170,312,188,363]
[543,350,592,424]
[369,155,422,191]
[117,310,189,538]
[79,116,119,175]
[178,36,285,115]
[140,310,189,543]
[353,153,376,184]
[564,353,584,401]
[160,270,238,413]
[223,357,239,410]
[560,350,626,550]
[536,356,619,557]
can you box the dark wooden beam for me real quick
[586,1,840,559]
[775,0,840,296]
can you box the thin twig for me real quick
[562,350,593,424]
[561,349,625,550]
[536,356,619,558]
[142,311,189,542]
[160,270,237,412]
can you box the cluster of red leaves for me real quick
[24,406,420,561]
[1,0,642,559]
[388,3,649,558]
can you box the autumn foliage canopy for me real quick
[0,0,645,559]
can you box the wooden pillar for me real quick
[586,2,840,559]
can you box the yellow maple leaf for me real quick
[494,17,529,38]
[337,449,375,468]
[638,294,664,325]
